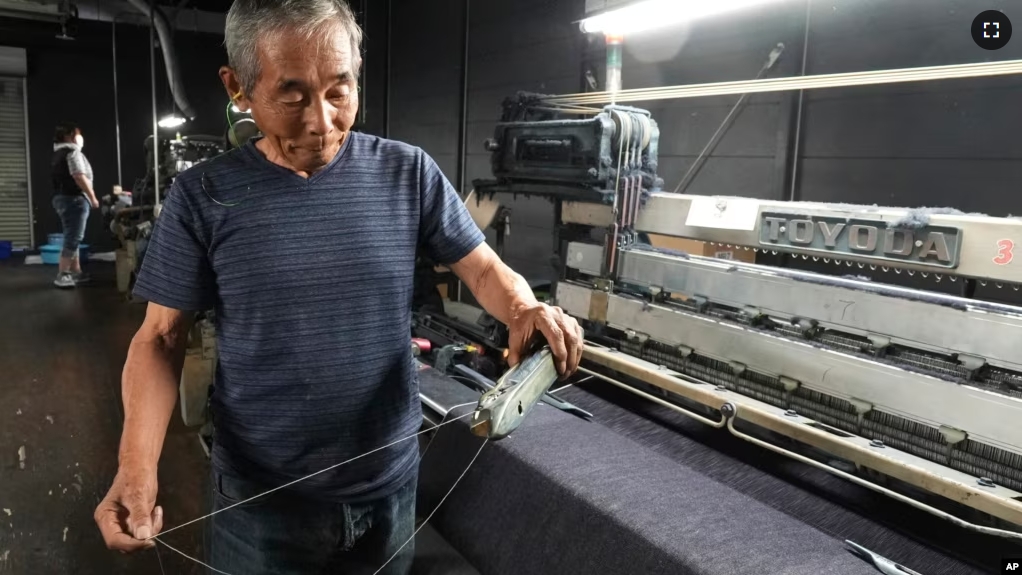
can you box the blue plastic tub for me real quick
[40,244,90,265]
[40,245,60,265]
[0,241,11,260]
[47,233,64,247]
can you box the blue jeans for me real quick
[51,195,89,259]
[204,467,417,575]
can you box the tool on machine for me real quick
[452,363,593,421]
[470,347,560,440]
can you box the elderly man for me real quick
[93,0,583,572]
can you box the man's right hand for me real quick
[94,467,163,552]
[99,303,189,553]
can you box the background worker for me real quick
[50,121,99,288]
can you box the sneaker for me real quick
[72,272,91,284]
[53,273,76,289]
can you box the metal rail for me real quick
[557,282,1022,454]
[566,243,1022,372]
[577,343,1022,531]
[580,358,1022,540]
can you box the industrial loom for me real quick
[410,94,1022,575]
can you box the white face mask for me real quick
[74,134,84,148]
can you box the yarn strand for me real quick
[147,402,484,575]
[151,403,478,541]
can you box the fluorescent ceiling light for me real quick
[581,0,788,36]
[158,114,187,129]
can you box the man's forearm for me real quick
[451,244,583,373]
[118,335,184,472]
[466,257,538,326]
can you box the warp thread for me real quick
[372,438,489,575]
[154,539,165,575]
[156,538,232,575]
[150,401,482,574]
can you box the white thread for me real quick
[416,400,479,470]
[372,438,489,575]
[151,437,490,575]
[551,374,593,395]
[155,537,235,575]
[154,541,165,575]
[152,408,477,541]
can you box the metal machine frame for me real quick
[471,98,1022,540]
[552,196,1022,538]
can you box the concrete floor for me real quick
[0,262,207,574]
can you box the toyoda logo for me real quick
[759,214,962,268]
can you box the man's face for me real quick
[246,24,359,173]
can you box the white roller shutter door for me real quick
[0,46,31,249]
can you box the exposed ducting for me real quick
[0,0,64,22]
[0,0,225,33]
[122,0,196,120]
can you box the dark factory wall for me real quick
[798,0,1022,213]
[464,0,586,283]
[357,0,389,138]
[614,1,806,200]
[387,0,464,179]
[388,0,586,283]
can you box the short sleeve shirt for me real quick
[133,133,485,501]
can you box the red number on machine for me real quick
[993,239,1015,266]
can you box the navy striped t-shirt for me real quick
[133,132,485,501]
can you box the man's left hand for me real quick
[507,303,584,378]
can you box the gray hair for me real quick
[225,0,363,96]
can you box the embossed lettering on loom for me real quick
[758,213,962,268]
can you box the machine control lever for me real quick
[454,364,591,420]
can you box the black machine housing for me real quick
[474,93,663,204]
[137,134,225,204]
